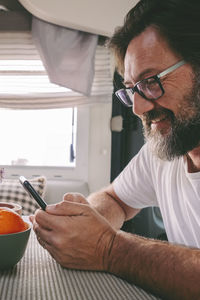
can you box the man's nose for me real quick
[132,92,155,116]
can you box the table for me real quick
[0,231,161,300]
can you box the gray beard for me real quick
[142,75,200,161]
[144,128,174,161]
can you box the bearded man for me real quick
[31,1,200,299]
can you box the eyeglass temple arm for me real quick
[157,60,185,79]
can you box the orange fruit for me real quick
[0,208,27,234]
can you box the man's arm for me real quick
[107,231,200,300]
[32,195,200,300]
[86,184,140,229]
[60,187,200,299]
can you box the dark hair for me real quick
[109,0,200,74]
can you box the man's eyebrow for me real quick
[123,68,159,86]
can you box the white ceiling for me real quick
[19,0,139,37]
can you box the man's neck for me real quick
[186,147,200,173]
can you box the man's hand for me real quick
[30,196,117,271]
[63,192,89,204]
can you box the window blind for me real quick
[0,32,113,109]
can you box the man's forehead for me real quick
[125,27,163,65]
[124,27,178,82]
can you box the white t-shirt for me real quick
[113,143,200,248]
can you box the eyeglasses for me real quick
[115,60,185,107]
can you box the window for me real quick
[0,58,89,182]
[0,108,76,167]
[0,106,89,181]
[0,33,112,185]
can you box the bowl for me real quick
[0,202,22,215]
[0,217,31,270]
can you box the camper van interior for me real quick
[0,0,165,238]
[0,1,166,299]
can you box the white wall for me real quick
[88,102,112,193]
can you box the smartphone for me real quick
[19,176,47,210]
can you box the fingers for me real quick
[31,208,63,231]
[33,201,91,232]
[46,199,90,217]
[34,209,54,230]
[63,193,88,204]
[30,200,117,271]
[29,215,34,223]
[33,221,52,250]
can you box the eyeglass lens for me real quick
[137,77,163,99]
[115,89,133,107]
[115,77,163,107]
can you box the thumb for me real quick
[63,192,88,204]
[46,200,89,216]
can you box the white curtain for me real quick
[0,32,113,109]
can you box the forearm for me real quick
[87,190,126,230]
[107,231,200,300]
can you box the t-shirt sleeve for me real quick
[113,143,158,209]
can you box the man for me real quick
[31,0,200,299]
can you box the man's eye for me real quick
[146,78,157,86]
[138,78,156,90]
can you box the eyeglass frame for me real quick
[115,60,186,107]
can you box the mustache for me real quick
[142,108,174,124]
